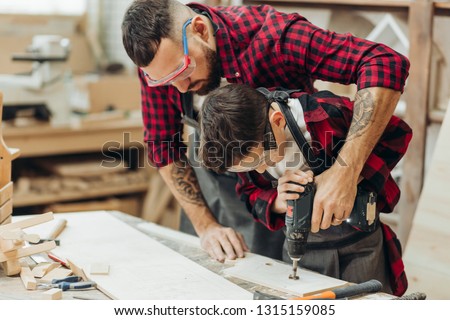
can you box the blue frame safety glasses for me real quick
[143,18,196,87]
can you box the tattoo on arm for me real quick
[347,89,375,140]
[171,158,204,205]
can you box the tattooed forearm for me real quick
[171,158,205,205]
[347,89,375,140]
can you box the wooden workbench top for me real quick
[0,211,392,300]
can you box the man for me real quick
[121,0,409,263]
[199,84,412,295]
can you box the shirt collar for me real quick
[189,4,241,80]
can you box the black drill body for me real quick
[285,182,315,278]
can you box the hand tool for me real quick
[285,182,315,280]
[38,275,97,291]
[254,279,382,300]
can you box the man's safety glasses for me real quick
[143,18,196,87]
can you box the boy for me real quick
[199,84,412,295]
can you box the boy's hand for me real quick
[271,170,314,214]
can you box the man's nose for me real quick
[172,78,190,93]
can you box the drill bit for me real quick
[289,259,299,280]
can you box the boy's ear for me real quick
[191,15,209,42]
[269,110,286,130]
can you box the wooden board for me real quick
[0,199,13,223]
[403,104,450,299]
[0,182,13,207]
[27,211,252,300]
[224,253,347,297]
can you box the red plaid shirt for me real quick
[140,3,410,167]
[236,90,411,296]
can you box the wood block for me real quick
[43,219,67,240]
[20,266,37,290]
[89,263,109,275]
[0,212,53,233]
[67,259,88,281]
[32,262,60,278]
[224,254,348,297]
[0,216,11,225]
[0,259,21,276]
[42,288,62,300]
[40,266,72,282]
[0,199,13,224]
[0,182,13,206]
[0,241,56,263]
[0,236,24,253]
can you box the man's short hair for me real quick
[122,0,175,67]
[199,84,268,173]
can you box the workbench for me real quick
[0,211,393,300]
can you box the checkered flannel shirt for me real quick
[139,3,410,167]
[235,90,411,296]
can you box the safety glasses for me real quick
[143,18,196,87]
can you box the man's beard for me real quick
[195,46,222,96]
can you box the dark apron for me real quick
[179,93,286,260]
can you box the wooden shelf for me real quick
[435,1,450,16]
[13,182,149,207]
[244,0,411,12]
[3,118,144,157]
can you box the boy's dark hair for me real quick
[122,0,177,67]
[199,84,268,173]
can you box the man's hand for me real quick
[198,222,249,263]
[158,158,250,263]
[311,87,400,233]
[312,165,358,232]
[271,170,314,214]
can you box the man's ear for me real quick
[191,15,210,42]
[269,111,286,130]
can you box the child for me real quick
[199,84,412,296]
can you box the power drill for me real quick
[285,182,315,280]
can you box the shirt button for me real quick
[235,72,240,77]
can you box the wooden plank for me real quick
[20,266,37,290]
[0,199,13,224]
[0,216,11,226]
[403,105,450,299]
[0,212,53,233]
[3,118,144,157]
[46,211,252,299]
[0,182,13,206]
[0,241,56,263]
[0,93,13,189]
[14,181,148,207]
[224,253,347,297]
[1,259,21,276]
[40,267,72,282]
[42,288,62,300]
[397,0,434,246]
[32,262,60,278]
[244,0,411,9]
[243,0,410,13]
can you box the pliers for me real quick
[38,275,97,291]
